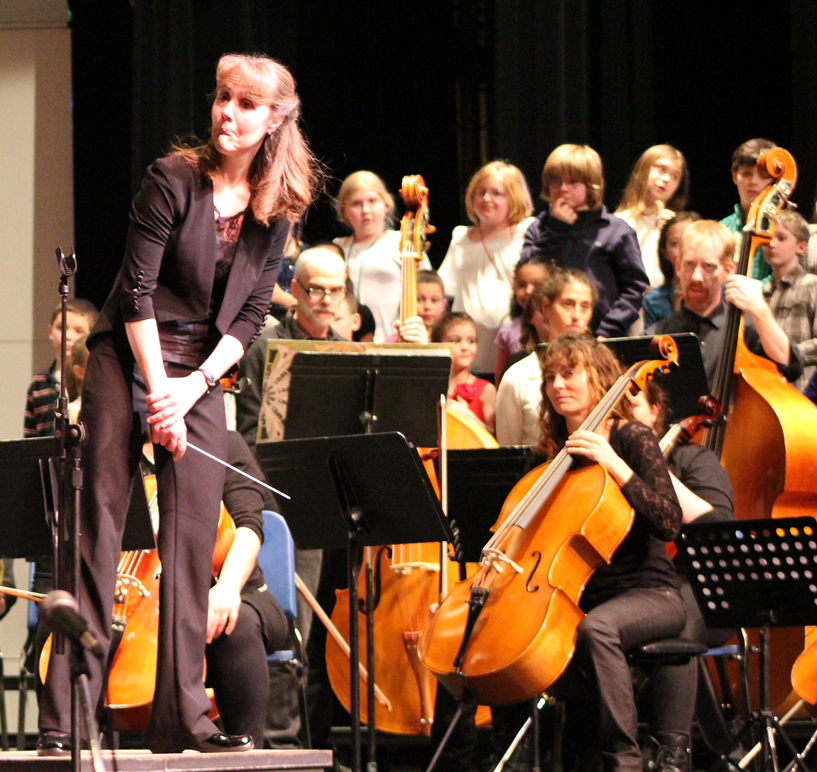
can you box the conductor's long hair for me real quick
[173,53,322,225]
[535,333,631,460]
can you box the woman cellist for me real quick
[495,334,684,772]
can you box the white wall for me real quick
[0,0,72,736]
[0,2,73,443]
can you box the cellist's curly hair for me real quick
[172,53,323,225]
[535,333,632,460]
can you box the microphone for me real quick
[40,590,103,658]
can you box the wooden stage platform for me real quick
[0,747,333,771]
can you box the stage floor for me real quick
[0,747,333,771]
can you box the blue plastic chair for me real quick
[257,511,310,747]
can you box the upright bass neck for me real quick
[705,148,797,456]
[398,174,435,324]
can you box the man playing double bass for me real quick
[646,219,803,389]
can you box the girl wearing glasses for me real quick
[438,161,535,375]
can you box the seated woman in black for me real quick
[532,333,684,772]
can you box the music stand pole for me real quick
[52,248,92,772]
[255,432,452,772]
[677,517,817,772]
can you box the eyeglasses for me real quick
[475,187,507,200]
[297,280,347,301]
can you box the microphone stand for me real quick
[50,248,104,772]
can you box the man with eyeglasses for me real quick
[646,220,801,389]
[236,243,348,444]
[233,241,349,747]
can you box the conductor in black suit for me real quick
[38,53,320,756]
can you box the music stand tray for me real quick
[255,432,452,551]
[446,447,530,563]
[677,517,817,772]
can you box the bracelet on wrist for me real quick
[197,367,218,394]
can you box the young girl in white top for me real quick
[615,145,689,289]
[438,161,535,374]
[334,170,430,342]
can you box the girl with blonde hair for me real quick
[334,170,430,342]
[615,144,689,289]
[438,160,535,373]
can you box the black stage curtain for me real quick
[72,0,817,307]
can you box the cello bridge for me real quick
[482,548,523,574]
[115,573,150,598]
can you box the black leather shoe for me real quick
[37,731,72,757]
[190,732,254,752]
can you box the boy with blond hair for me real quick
[521,144,647,337]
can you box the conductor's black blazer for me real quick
[92,155,287,353]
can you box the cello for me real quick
[417,336,678,705]
[39,474,233,730]
[325,175,492,736]
[698,148,817,712]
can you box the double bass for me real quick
[325,175,493,736]
[417,337,678,704]
[699,148,817,711]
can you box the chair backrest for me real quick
[27,562,38,631]
[258,510,298,621]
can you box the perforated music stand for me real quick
[256,432,451,772]
[677,517,817,772]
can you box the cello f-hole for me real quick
[526,551,542,593]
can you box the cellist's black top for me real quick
[527,419,682,610]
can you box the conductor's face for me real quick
[292,249,348,338]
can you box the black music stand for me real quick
[284,350,450,444]
[604,333,709,421]
[677,517,817,772]
[446,447,530,563]
[0,438,154,560]
[256,432,451,772]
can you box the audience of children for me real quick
[494,255,551,384]
[432,311,497,433]
[615,144,689,290]
[24,299,98,438]
[520,144,648,337]
[642,211,702,328]
[438,161,535,374]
